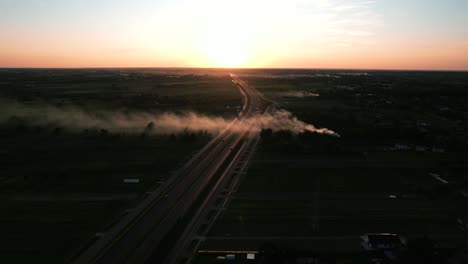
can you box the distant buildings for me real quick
[394,144,411,151]
[361,233,407,260]
[361,233,407,252]
[387,143,446,153]
[123,178,140,183]
[431,147,446,153]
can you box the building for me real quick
[361,233,407,255]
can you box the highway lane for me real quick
[71,74,265,264]
[71,82,245,264]
[161,74,265,264]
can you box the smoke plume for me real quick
[0,98,339,137]
[257,109,340,137]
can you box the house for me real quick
[415,146,427,152]
[432,147,446,153]
[394,144,411,151]
[361,233,406,252]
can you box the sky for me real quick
[0,0,467,70]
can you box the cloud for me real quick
[304,0,382,47]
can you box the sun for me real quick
[197,39,251,68]
[194,28,253,68]
[204,45,249,68]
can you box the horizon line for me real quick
[1,66,467,73]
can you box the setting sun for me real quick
[196,37,252,68]
[189,3,257,68]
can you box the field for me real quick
[0,68,241,263]
[2,68,468,264]
[196,70,468,263]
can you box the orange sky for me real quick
[1,0,467,70]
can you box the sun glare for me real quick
[192,13,255,68]
[204,44,248,68]
[198,40,250,68]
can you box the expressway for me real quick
[70,74,266,264]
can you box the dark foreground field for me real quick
[196,70,468,263]
[1,68,468,264]
[0,68,240,263]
